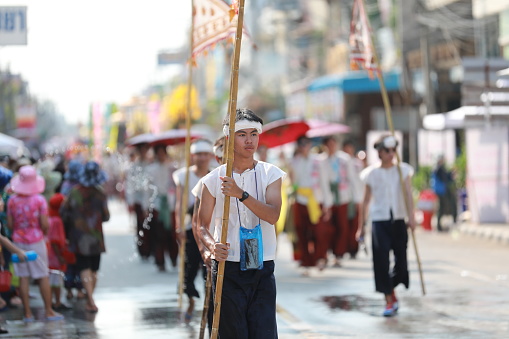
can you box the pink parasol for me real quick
[305,119,350,138]
[258,118,310,148]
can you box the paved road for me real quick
[0,200,507,338]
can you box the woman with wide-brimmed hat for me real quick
[6,165,64,322]
[61,161,109,313]
[60,160,83,197]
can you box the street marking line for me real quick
[276,304,300,323]
[460,270,493,282]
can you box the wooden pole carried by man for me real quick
[210,1,246,337]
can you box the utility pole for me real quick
[399,0,417,168]
[421,25,435,116]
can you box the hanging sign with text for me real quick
[0,7,27,45]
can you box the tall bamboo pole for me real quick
[360,0,426,295]
[199,141,227,339]
[178,0,196,311]
[211,1,246,338]
[199,270,212,339]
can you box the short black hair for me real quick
[222,108,263,127]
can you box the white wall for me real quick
[418,129,456,167]
[466,126,509,223]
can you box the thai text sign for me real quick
[0,7,27,45]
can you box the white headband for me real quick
[190,140,213,154]
[222,120,263,136]
[382,136,397,148]
[213,145,224,158]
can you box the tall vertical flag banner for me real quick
[192,0,250,60]
[349,0,379,75]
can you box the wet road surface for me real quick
[0,200,507,338]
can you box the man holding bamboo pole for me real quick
[357,135,416,317]
[197,108,284,338]
[191,136,225,338]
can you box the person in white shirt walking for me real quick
[290,136,333,272]
[147,144,178,272]
[125,143,153,260]
[173,139,214,322]
[357,135,416,317]
[197,108,285,338]
[321,136,363,266]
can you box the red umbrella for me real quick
[305,119,350,138]
[150,129,202,147]
[258,118,310,148]
[126,133,154,146]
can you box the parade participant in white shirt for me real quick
[125,143,153,259]
[198,108,285,338]
[191,136,225,268]
[357,135,416,317]
[146,144,178,272]
[321,136,363,266]
[289,136,333,272]
[173,139,214,322]
[190,136,224,336]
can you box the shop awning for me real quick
[0,132,28,159]
[307,69,401,93]
[423,105,509,130]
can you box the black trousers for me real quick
[134,203,153,258]
[184,229,205,299]
[211,260,278,339]
[371,219,409,295]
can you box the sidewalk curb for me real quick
[457,223,509,245]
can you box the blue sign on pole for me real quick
[0,6,27,46]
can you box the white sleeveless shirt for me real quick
[201,161,285,262]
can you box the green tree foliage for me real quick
[412,165,432,192]
[454,146,466,189]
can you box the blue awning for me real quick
[307,69,401,93]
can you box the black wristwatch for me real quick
[239,191,249,202]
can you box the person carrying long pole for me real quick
[351,0,425,312]
[197,108,284,338]
[208,0,244,337]
[194,137,225,339]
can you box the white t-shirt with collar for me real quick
[360,162,413,222]
[201,161,285,262]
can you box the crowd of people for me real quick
[119,112,420,337]
[0,109,425,335]
[119,109,418,338]
[0,153,110,331]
